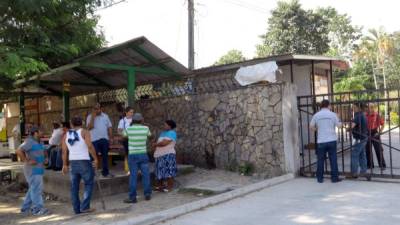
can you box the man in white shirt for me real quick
[49,123,63,146]
[310,100,342,183]
[86,103,113,178]
[47,123,64,170]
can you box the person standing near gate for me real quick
[348,102,371,180]
[86,103,113,178]
[310,99,342,183]
[62,116,99,214]
[365,103,386,169]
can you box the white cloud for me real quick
[97,0,400,68]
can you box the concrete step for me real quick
[180,180,237,196]
[16,163,195,201]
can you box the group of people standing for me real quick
[15,102,178,215]
[310,100,386,183]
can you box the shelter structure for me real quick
[2,36,349,177]
[11,36,188,134]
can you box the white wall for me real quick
[282,83,300,174]
[278,64,312,97]
[5,103,19,118]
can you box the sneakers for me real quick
[20,208,30,216]
[361,173,372,181]
[32,208,50,216]
[101,174,115,179]
[332,178,342,183]
[81,208,96,214]
[123,198,137,204]
[145,195,151,201]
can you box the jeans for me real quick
[92,138,109,176]
[351,139,368,175]
[48,146,63,170]
[21,175,44,213]
[128,154,152,200]
[366,129,386,168]
[316,141,339,182]
[70,160,95,214]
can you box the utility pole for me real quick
[188,0,195,70]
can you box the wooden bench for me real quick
[97,136,125,169]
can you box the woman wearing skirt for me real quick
[153,120,177,192]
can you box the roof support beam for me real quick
[80,62,181,78]
[73,68,113,88]
[63,82,70,122]
[81,62,131,71]
[130,45,173,72]
[38,84,62,96]
[127,69,136,107]
[19,94,25,138]
[40,80,102,87]
[14,62,80,87]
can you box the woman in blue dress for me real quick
[153,120,177,192]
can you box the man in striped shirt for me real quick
[123,113,152,203]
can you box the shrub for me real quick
[390,111,399,126]
[238,162,254,176]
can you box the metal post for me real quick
[127,69,136,107]
[63,81,70,122]
[290,60,294,83]
[36,97,40,126]
[188,0,195,69]
[311,60,315,97]
[18,93,25,137]
[329,60,334,95]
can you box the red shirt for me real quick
[366,112,384,130]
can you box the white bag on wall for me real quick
[234,61,279,86]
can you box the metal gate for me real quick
[298,88,400,179]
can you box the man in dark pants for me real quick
[86,103,113,178]
[310,100,342,183]
[349,102,371,180]
[365,103,386,169]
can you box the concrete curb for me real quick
[112,173,295,225]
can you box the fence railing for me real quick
[94,74,276,103]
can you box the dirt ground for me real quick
[0,164,260,225]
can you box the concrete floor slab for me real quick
[158,178,400,225]
[182,180,237,194]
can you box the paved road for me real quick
[302,128,400,176]
[158,178,400,225]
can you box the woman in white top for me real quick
[118,107,134,173]
[61,116,98,214]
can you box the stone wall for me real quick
[133,83,286,178]
[5,77,298,177]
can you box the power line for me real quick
[219,0,270,14]
[95,0,128,12]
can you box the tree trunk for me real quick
[371,62,378,90]
[383,64,389,123]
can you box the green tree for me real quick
[214,49,246,65]
[315,7,361,59]
[334,76,366,93]
[0,0,115,87]
[256,0,329,57]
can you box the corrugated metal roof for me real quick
[15,36,189,96]
[194,54,348,74]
